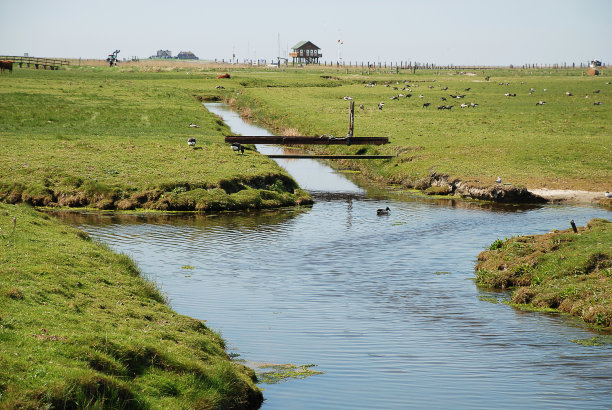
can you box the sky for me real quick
[1,0,610,66]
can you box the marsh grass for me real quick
[219,68,611,192]
[0,68,311,211]
[0,203,263,408]
[475,218,612,329]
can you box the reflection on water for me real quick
[56,103,611,409]
[66,200,611,410]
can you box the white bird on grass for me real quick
[496,177,502,183]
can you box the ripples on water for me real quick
[62,198,612,409]
[56,103,612,409]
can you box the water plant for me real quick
[489,238,505,250]
[253,363,324,384]
[570,336,612,347]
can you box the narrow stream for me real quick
[59,103,611,409]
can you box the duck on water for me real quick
[377,207,390,216]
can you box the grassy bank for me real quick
[4,65,609,206]
[209,67,611,196]
[0,203,263,408]
[475,219,611,330]
[0,67,311,211]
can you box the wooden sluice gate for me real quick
[224,101,393,159]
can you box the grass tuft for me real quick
[476,219,612,329]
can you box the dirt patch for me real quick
[529,189,609,204]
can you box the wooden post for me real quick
[348,100,354,138]
[570,220,578,233]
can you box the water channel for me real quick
[59,103,611,408]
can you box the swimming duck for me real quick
[377,207,390,216]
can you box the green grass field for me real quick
[216,67,611,192]
[0,63,610,404]
[2,65,609,208]
[0,67,311,211]
[0,203,263,408]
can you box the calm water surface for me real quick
[60,104,611,409]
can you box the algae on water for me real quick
[252,363,324,384]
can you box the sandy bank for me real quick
[529,189,610,204]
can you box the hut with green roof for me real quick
[290,41,322,65]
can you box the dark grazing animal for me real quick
[0,60,13,73]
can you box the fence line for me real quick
[0,56,69,70]
[214,58,607,71]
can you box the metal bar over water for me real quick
[225,136,389,145]
[265,154,394,159]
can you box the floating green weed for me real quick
[570,336,612,347]
[254,363,324,384]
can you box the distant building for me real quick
[156,50,172,58]
[177,51,198,60]
[290,41,322,65]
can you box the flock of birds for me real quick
[191,79,607,156]
[343,79,607,111]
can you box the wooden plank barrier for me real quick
[266,154,394,159]
[225,136,389,145]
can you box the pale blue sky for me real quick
[1,0,610,65]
